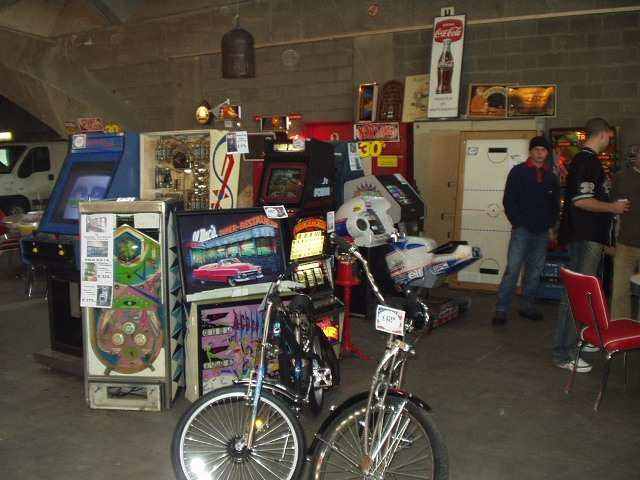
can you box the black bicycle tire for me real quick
[171,385,306,480]
[311,397,449,480]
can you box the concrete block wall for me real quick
[395,11,640,147]
[2,1,639,150]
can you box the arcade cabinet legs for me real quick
[33,271,83,376]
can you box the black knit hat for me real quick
[529,136,551,152]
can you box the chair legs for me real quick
[623,352,629,392]
[564,341,583,394]
[594,354,612,412]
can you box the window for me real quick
[18,147,50,178]
[0,146,27,174]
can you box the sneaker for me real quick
[518,308,543,321]
[492,311,507,326]
[581,343,600,353]
[555,358,592,373]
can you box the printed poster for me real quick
[427,15,466,119]
[402,74,429,122]
[80,213,115,308]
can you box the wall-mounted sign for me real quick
[354,122,400,142]
[467,84,507,118]
[427,14,466,119]
[356,83,379,122]
[377,80,404,122]
[402,74,429,122]
[507,85,557,117]
[77,117,105,133]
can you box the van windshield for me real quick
[0,146,27,174]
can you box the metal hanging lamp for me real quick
[221,14,255,78]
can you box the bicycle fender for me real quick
[308,389,432,454]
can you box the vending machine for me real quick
[80,200,185,411]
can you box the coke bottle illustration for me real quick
[436,38,454,94]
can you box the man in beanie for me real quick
[492,135,560,326]
[553,118,630,372]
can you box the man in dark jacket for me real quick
[493,136,560,326]
[552,118,630,372]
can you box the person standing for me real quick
[552,118,631,372]
[611,148,640,318]
[492,136,560,326]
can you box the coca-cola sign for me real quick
[428,14,466,118]
[433,19,464,43]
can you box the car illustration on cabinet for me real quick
[193,258,264,286]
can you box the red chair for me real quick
[560,267,640,411]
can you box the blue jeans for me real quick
[495,227,549,314]
[552,240,603,364]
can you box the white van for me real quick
[0,141,68,215]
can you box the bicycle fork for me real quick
[246,300,274,449]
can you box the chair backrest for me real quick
[560,267,610,332]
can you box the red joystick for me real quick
[335,255,370,361]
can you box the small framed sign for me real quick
[375,304,406,336]
[507,85,557,117]
[357,83,379,122]
[467,84,507,118]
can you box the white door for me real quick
[456,135,532,287]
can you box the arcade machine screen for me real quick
[176,208,287,301]
[262,163,307,205]
[52,163,113,223]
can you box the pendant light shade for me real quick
[221,18,255,79]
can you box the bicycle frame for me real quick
[335,240,428,474]
[243,276,313,449]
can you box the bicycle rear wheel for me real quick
[172,385,305,480]
[312,397,449,479]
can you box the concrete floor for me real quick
[1,267,639,480]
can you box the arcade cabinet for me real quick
[257,137,336,216]
[341,173,426,317]
[344,174,425,235]
[22,132,139,369]
[289,217,344,356]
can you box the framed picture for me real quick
[357,83,379,122]
[467,84,507,118]
[507,85,557,117]
[402,74,429,122]
[196,300,266,395]
[175,208,287,300]
[377,80,404,122]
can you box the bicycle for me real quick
[310,235,480,480]
[171,269,338,480]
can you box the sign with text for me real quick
[354,122,400,142]
[375,305,406,336]
[427,14,466,119]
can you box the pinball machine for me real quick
[79,200,184,411]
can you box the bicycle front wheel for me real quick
[312,397,449,480]
[172,385,305,480]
